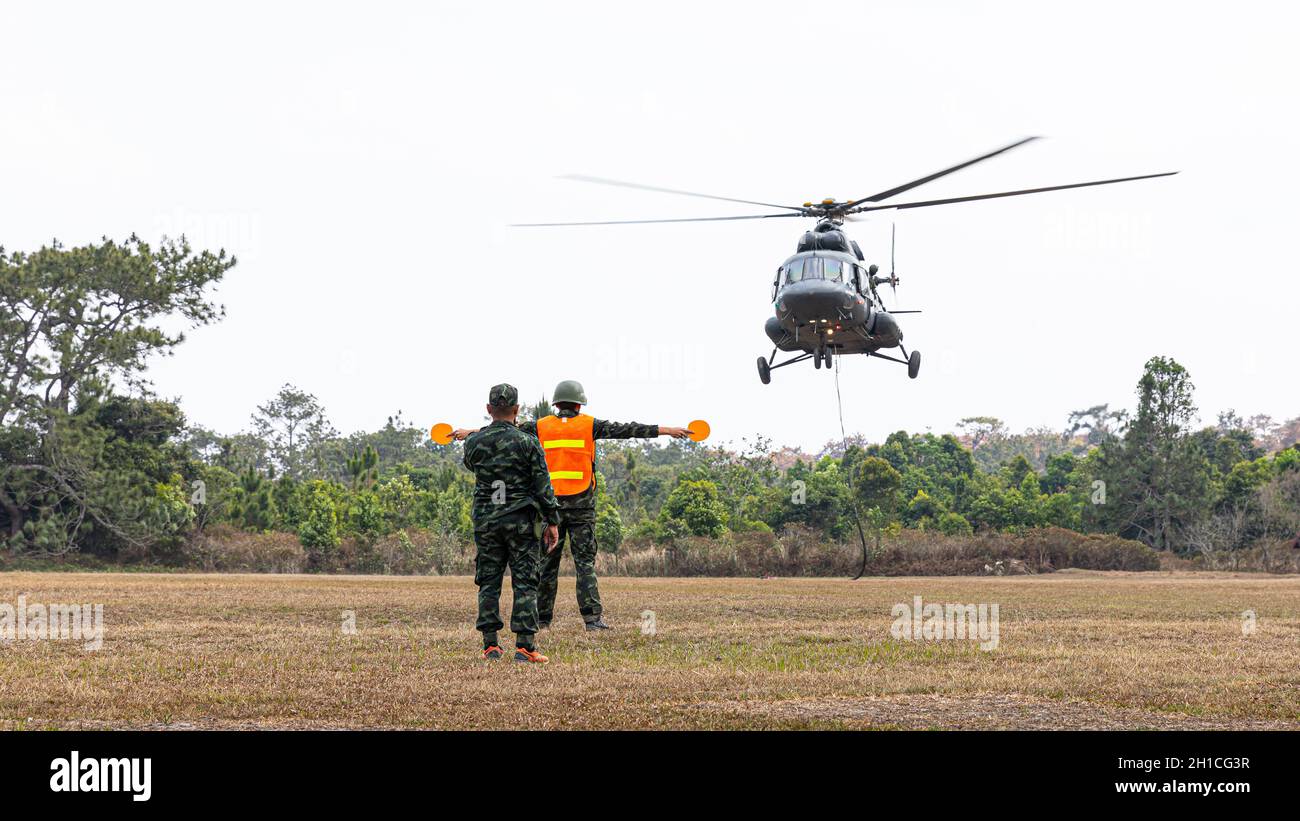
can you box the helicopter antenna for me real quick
[889,222,899,303]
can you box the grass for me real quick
[1,570,1297,730]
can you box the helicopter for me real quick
[515,137,1177,383]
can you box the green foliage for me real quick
[253,385,337,480]
[905,489,944,527]
[231,467,275,531]
[346,444,379,490]
[0,236,232,556]
[297,481,341,554]
[660,479,728,538]
[1274,447,1300,474]
[1093,356,1213,553]
[852,456,902,516]
[376,474,419,531]
[936,511,974,536]
[596,500,624,553]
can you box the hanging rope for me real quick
[834,356,874,580]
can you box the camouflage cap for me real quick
[487,383,519,408]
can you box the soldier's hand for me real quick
[662,426,691,439]
[451,428,476,441]
[543,524,560,552]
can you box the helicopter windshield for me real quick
[785,256,846,283]
[792,257,823,280]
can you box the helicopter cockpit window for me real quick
[800,258,823,279]
[823,258,845,282]
[784,258,805,283]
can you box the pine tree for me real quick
[1095,357,1212,552]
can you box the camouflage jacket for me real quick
[518,410,658,515]
[463,420,561,527]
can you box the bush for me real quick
[362,529,474,575]
[871,527,1159,575]
[182,524,306,573]
[937,511,974,536]
[595,526,1159,577]
[1192,539,1300,573]
[297,482,341,564]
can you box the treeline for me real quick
[3,237,1298,574]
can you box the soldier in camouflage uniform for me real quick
[461,383,560,663]
[455,379,691,631]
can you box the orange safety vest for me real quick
[535,413,596,496]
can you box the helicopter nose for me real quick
[782,280,851,322]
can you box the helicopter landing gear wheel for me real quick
[813,349,822,369]
[757,356,771,385]
[908,349,921,379]
[822,348,834,369]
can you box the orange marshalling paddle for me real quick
[429,423,454,445]
[687,420,710,442]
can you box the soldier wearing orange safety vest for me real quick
[454,379,690,630]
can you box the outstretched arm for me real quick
[593,420,691,440]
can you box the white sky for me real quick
[3,1,1296,452]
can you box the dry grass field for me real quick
[1,570,1297,730]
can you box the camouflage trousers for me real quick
[473,511,541,637]
[537,515,602,623]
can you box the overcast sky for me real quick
[3,1,1296,452]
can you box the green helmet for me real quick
[552,379,588,405]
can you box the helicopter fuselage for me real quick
[764,242,901,358]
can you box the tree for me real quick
[1191,422,1263,476]
[252,384,337,479]
[937,511,973,536]
[1094,356,1212,552]
[230,467,275,531]
[1001,454,1035,488]
[1042,452,1077,494]
[660,479,727,538]
[851,456,902,518]
[596,497,624,553]
[0,236,232,423]
[346,444,380,490]
[0,236,233,554]
[521,396,551,423]
[297,481,341,556]
[1067,404,1129,450]
[957,417,1006,451]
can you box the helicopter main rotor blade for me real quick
[844,136,1041,208]
[512,212,805,227]
[560,174,806,213]
[850,171,1178,213]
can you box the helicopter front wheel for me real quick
[908,350,921,379]
[822,348,834,369]
[757,356,771,384]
